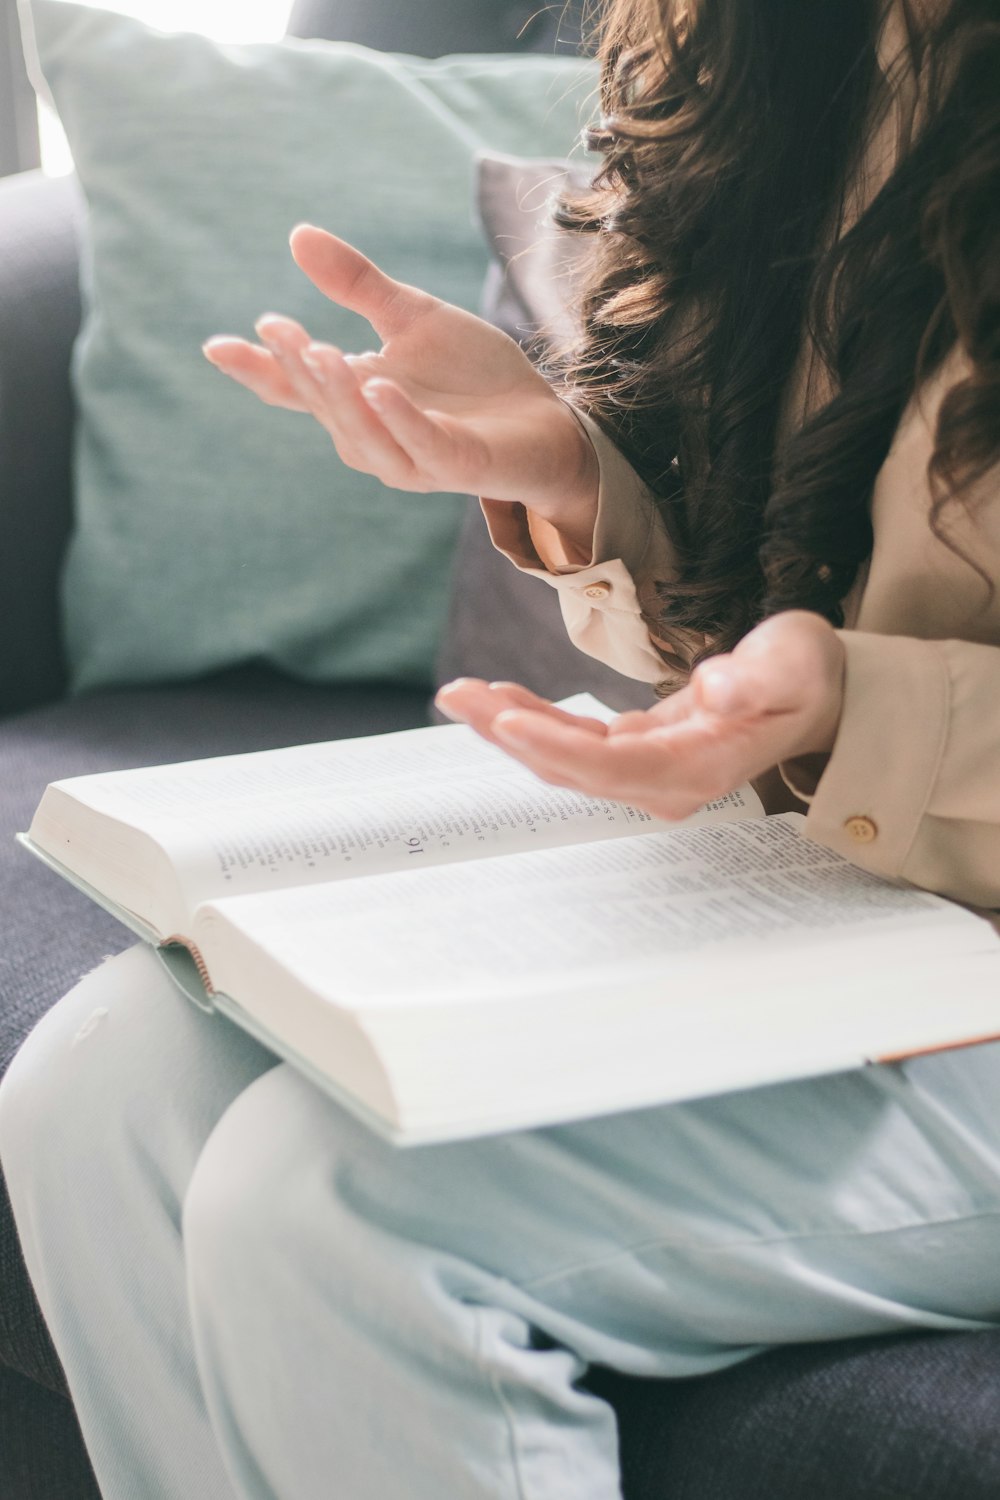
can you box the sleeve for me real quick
[480,407,684,687]
[783,630,1000,909]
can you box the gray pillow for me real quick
[435,153,653,714]
[475,151,589,354]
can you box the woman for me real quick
[2,1,999,1497]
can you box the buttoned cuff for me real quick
[480,406,662,578]
[480,408,678,685]
[796,631,951,880]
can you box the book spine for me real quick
[159,930,215,1014]
[163,934,214,994]
[876,1029,1000,1064]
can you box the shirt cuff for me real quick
[479,406,683,686]
[797,630,951,880]
[480,406,662,579]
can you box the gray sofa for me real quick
[2,2,999,1496]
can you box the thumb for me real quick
[289,224,434,338]
[693,657,757,718]
[694,613,833,720]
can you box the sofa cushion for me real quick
[0,170,82,717]
[19,0,597,694]
[591,1329,1000,1499]
[0,1366,99,1500]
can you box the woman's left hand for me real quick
[436,612,846,820]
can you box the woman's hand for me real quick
[202,224,599,551]
[436,612,846,819]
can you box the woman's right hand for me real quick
[203,224,600,551]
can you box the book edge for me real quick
[16,833,164,945]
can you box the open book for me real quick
[21,695,1000,1144]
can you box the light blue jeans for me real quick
[3,942,1000,1500]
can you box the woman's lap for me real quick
[183,1025,1000,1360]
[5,943,1000,1347]
[0,946,275,1499]
[2,943,1000,1498]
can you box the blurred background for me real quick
[1,0,296,176]
[1,1,588,177]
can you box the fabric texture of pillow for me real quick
[19,0,597,692]
[476,151,590,355]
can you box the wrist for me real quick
[793,633,846,757]
[526,399,600,554]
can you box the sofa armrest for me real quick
[0,170,83,718]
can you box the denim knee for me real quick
[182,1064,326,1285]
[0,943,230,1208]
[0,950,144,1188]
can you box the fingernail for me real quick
[201,336,239,355]
[254,316,286,347]
[300,347,327,385]
[361,383,386,413]
[492,712,529,746]
[487,681,534,706]
[434,689,465,723]
[700,668,739,715]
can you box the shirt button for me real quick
[844,815,878,844]
[583,580,612,600]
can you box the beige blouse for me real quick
[482,6,1000,911]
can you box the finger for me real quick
[253,314,324,418]
[362,380,481,490]
[485,718,658,803]
[491,708,748,814]
[607,689,702,740]
[255,320,417,485]
[435,679,532,749]
[696,614,832,721]
[443,689,736,813]
[607,707,667,736]
[289,224,436,340]
[253,313,323,409]
[614,701,794,804]
[437,679,533,722]
[486,682,609,735]
[491,711,659,797]
[436,680,608,739]
[693,656,766,720]
[693,653,804,724]
[296,344,418,485]
[201,336,306,410]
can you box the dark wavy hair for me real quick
[555,0,1000,667]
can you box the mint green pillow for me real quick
[19,0,597,691]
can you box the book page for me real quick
[43,695,615,820]
[166,771,757,906]
[197,814,996,1012]
[35,698,763,919]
